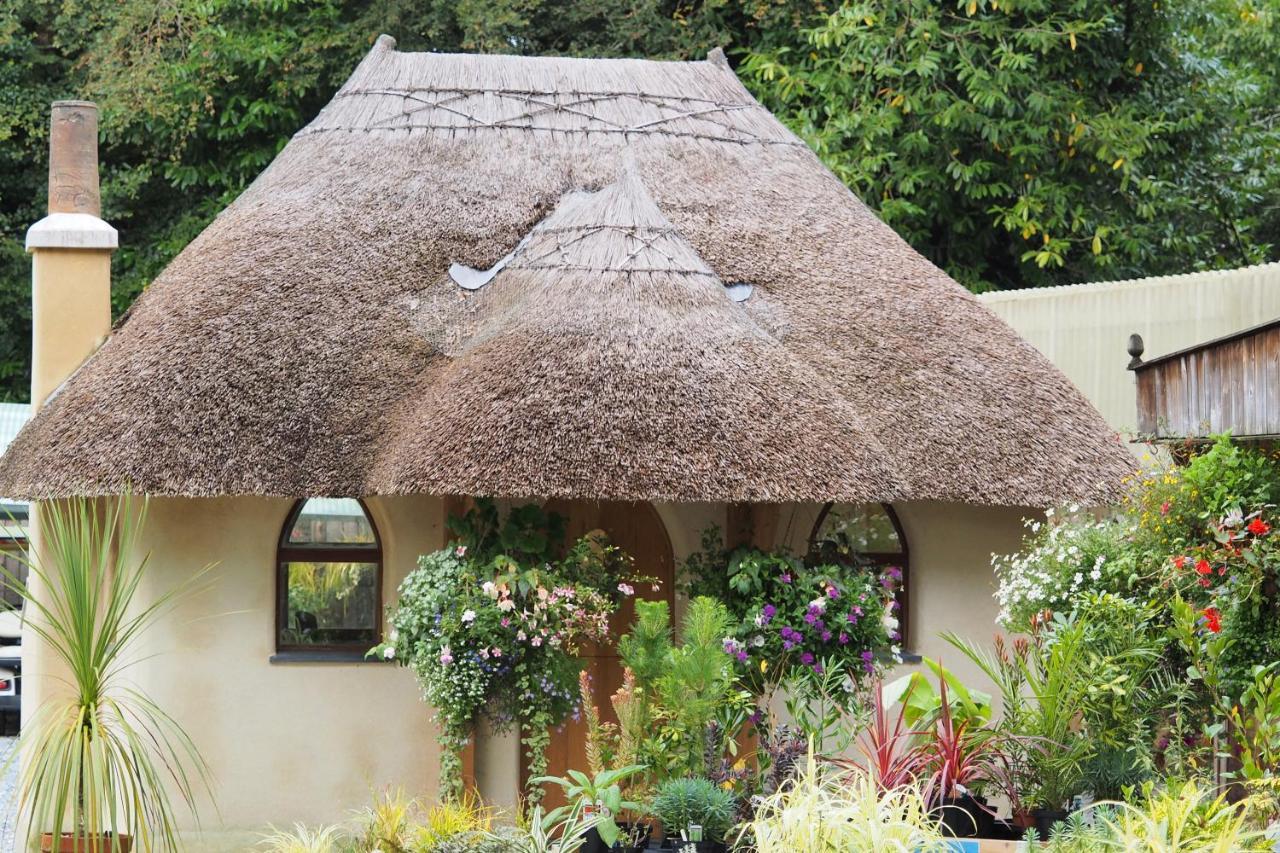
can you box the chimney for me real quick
[25,100,117,409]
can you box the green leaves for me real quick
[742,0,1280,291]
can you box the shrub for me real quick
[257,824,346,853]
[650,777,737,843]
[744,752,948,852]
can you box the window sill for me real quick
[269,650,392,665]
[899,651,924,664]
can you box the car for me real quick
[0,608,21,731]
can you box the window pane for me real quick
[280,561,378,647]
[288,498,376,545]
[817,504,903,554]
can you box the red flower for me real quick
[1195,559,1212,576]
[1173,555,1187,569]
[1201,607,1222,634]
[1247,517,1270,536]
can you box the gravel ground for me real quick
[0,735,15,852]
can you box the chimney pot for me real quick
[48,100,101,217]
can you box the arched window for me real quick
[277,498,382,654]
[808,503,910,648]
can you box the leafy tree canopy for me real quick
[0,0,1275,400]
[741,0,1280,290]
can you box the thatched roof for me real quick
[0,37,1133,505]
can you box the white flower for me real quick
[809,597,828,612]
[751,635,765,647]
[461,609,477,624]
[617,583,635,596]
[497,599,516,612]
[382,646,395,660]
[482,581,498,598]
[1073,572,1084,587]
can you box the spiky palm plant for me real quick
[3,496,213,852]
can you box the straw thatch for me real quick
[0,37,1134,504]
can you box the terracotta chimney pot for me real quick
[47,100,101,216]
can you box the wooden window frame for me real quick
[275,498,383,655]
[809,502,911,649]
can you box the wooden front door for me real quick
[531,500,675,806]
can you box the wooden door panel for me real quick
[532,500,674,807]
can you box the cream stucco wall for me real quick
[127,496,445,850]
[115,495,1026,847]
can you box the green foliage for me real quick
[258,823,347,853]
[744,752,949,852]
[684,527,898,703]
[649,777,737,843]
[615,597,747,783]
[532,765,646,847]
[741,0,1280,292]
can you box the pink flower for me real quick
[455,545,467,557]
[618,583,635,596]
[439,646,453,665]
[531,636,543,647]
[491,647,503,657]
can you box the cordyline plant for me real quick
[2,496,213,852]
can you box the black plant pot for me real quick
[581,828,609,853]
[1032,807,1068,841]
[939,794,994,838]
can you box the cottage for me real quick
[0,39,1131,846]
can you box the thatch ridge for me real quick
[0,38,1134,505]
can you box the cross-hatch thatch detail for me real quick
[0,36,1134,505]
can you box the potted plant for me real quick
[924,680,1001,839]
[533,765,648,852]
[2,496,212,852]
[649,778,736,852]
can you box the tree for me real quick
[741,0,1280,291]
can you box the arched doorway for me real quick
[532,500,675,804]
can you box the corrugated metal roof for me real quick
[980,261,1280,301]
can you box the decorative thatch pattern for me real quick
[0,36,1134,504]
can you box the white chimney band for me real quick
[26,212,118,251]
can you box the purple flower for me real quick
[762,604,777,619]
[813,663,824,674]
[736,650,749,663]
[782,639,796,651]
[800,652,814,665]
[861,650,874,662]
[838,632,850,645]
[780,573,792,584]
[821,630,832,642]
[827,586,840,599]
[804,612,818,625]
